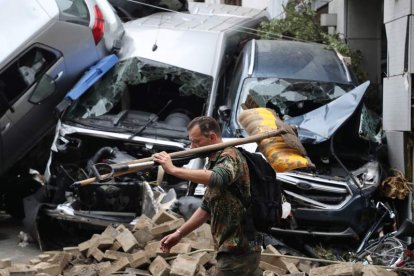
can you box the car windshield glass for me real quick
[237,77,355,120]
[65,57,213,122]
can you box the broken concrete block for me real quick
[101,225,120,239]
[103,250,131,261]
[263,271,276,276]
[309,262,364,276]
[0,258,11,269]
[361,265,398,276]
[63,246,80,256]
[132,215,155,232]
[96,235,114,250]
[194,224,212,237]
[124,267,152,276]
[99,257,129,276]
[47,252,71,272]
[259,261,287,275]
[88,247,104,262]
[37,255,51,262]
[297,260,312,274]
[149,256,170,276]
[33,262,61,276]
[28,259,41,266]
[78,235,100,253]
[108,240,122,251]
[115,224,128,232]
[133,226,154,247]
[144,241,162,259]
[63,262,111,276]
[116,228,139,252]
[191,252,211,266]
[263,245,299,265]
[84,235,112,258]
[8,264,37,276]
[196,264,207,276]
[152,210,178,225]
[151,218,185,236]
[170,242,192,254]
[170,254,198,276]
[261,245,289,270]
[186,238,214,251]
[285,262,301,274]
[129,251,151,269]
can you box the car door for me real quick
[0,45,65,173]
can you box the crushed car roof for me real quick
[119,3,268,77]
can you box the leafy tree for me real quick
[257,1,367,82]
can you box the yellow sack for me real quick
[238,108,314,172]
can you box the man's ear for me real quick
[210,132,218,141]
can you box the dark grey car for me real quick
[0,0,124,217]
[218,39,386,243]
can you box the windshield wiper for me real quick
[128,100,172,140]
[113,110,128,126]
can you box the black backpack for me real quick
[234,147,282,233]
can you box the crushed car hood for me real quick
[286,81,370,144]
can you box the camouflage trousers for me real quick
[212,250,261,276]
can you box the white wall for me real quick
[188,0,286,19]
[243,0,288,18]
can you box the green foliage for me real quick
[257,1,367,82]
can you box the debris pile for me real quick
[0,210,402,275]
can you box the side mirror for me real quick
[29,74,56,104]
[218,105,231,122]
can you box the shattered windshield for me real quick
[237,77,354,120]
[65,57,213,122]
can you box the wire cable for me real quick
[122,0,318,43]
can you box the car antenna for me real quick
[128,99,172,140]
[152,14,163,52]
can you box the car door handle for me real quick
[53,71,63,81]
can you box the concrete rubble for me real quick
[0,210,404,275]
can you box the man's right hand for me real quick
[160,231,182,253]
[153,151,176,174]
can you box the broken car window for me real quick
[66,57,213,123]
[237,77,354,120]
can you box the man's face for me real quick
[188,125,212,149]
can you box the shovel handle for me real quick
[72,129,285,187]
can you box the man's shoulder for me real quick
[221,146,241,158]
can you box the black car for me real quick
[217,39,386,242]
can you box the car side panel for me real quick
[38,21,101,78]
[1,58,66,172]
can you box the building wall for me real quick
[242,0,287,18]
[190,0,286,19]
[328,0,382,85]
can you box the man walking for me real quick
[153,116,261,275]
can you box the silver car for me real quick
[0,0,124,176]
